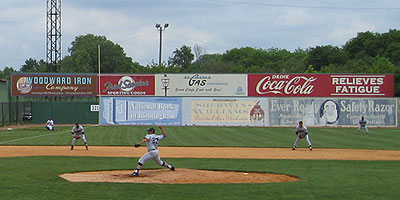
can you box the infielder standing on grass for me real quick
[131,126,175,177]
[70,122,88,150]
[357,116,369,134]
[292,121,313,151]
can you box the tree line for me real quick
[1,30,399,95]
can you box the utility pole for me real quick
[155,23,169,67]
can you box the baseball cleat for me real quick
[130,171,139,177]
[170,165,175,171]
[292,147,295,151]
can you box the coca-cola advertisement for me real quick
[248,74,394,97]
[99,74,155,96]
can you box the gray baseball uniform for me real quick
[71,125,87,145]
[357,119,368,134]
[138,134,165,166]
[293,125,312,149]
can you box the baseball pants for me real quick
[357,125,368,133]
[71,134,87,145]
[293,135,312,147]
[138,150,164,166]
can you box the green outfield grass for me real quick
[1,125,399,199]
[0,125,399,150]
[0,156,399,200]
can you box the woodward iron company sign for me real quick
[11,73,97,96]
[248,74,394,97]
[99,74,154,96]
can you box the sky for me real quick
[1,0,400,70]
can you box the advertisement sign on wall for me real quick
[100,97,182,126]
[99,74,155,96]
[11,73,97,96]
[182,98,267,126]
[248,74,394,97]
[268,98,397,127]
[155,74,247,96]
[99,96,396,127]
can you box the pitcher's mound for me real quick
[60,168,298,184]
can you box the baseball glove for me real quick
[74,135,81,139]
[134,143,141,148]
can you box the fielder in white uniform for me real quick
[45,118,54,131]
[292,121,313,151]
[357,116,368,134]
[131,126,175,177]
[70,122,88,150]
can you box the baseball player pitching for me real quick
[292,121,313,151]
[70,122,88,150]
[131,126,175,177]
[357,116,369,134]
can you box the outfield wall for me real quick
[100,97,397,127]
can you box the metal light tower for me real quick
[46,0,61,72]
[155,23,169,67]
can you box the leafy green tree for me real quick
[306,45,347,71]
[168,45,194,70]
[20,58,47,72]
[192,54,228,73]
[344,31,382,59]
[380,29,400,65]
[370,56,396,73]
[0,67,17,80]
[60,34,142,73]
[304,65,318,73]
[279,48,308,73]
[221,47,291,73]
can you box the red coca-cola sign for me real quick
[99,74,155,96]
[248,74,394,97]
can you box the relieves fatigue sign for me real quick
[99,74,154,96]
[12,73,97,96]
[248,74,394,97]
[155,74,247,96]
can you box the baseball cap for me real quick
[147,128,155,133]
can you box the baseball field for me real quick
[0,125,399,199]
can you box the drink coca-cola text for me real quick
[256,76,317,95]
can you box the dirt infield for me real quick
[1,146,399,160]
[60,168,299,184]
[1,145,399,184]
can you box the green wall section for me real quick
[0,80,10,102]
[32,102,98,124]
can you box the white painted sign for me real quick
[155,74,247,96]
[90,105,99,112]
